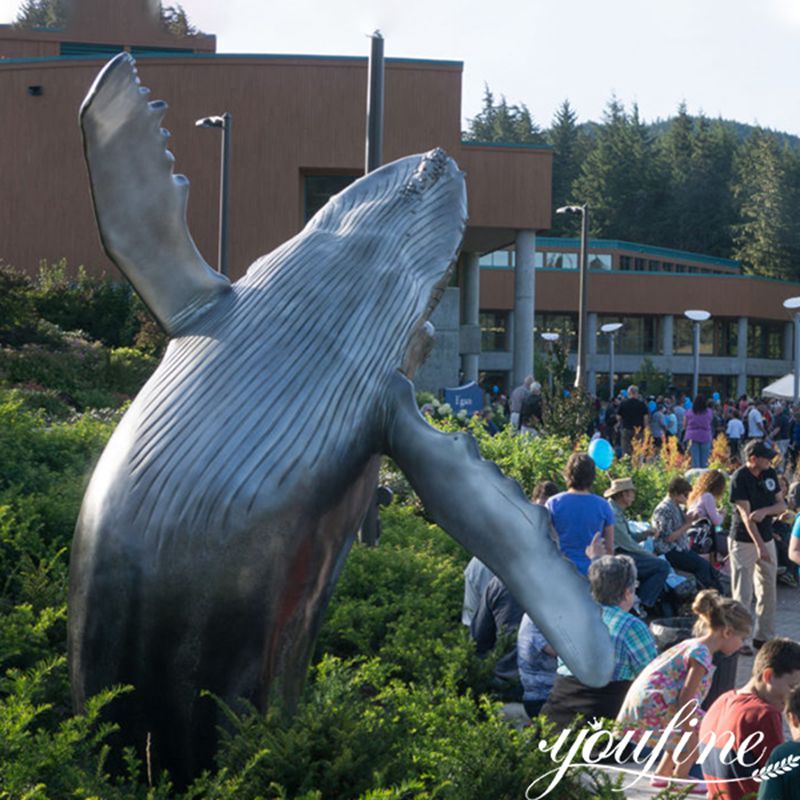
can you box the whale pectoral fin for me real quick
[384,372,614,687]
[80,53,230,336]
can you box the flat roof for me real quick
[535,237,740,269]
[0,51,464,67]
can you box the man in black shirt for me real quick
[729,439,786,654]
[617,385,649,456]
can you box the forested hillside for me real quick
[464,89,800,280]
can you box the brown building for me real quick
[0,0,552,391]
[2,0,798,396]
[480,238,800,398]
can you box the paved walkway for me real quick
[505,583,799,799]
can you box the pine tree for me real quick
[571,96,665,243]
[464,84,545,145]
[731,129,797,279]
[160,3,201,37]
[547,100,588,234]
[13,0,66,28]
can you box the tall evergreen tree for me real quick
[571,96,665,243]
[13,0,66,28]
[464,84,545,144]
[731,129,798,279]
[547,99,588,235]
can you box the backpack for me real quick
[688,518,714,555]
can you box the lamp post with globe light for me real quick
[600,322,623,401]
[541,332,560,393]
[556,204,589,390]
[684,309,711,398]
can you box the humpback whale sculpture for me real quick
[68,53,614,784]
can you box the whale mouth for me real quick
[402,148,451,197]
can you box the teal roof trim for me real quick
[0,51,462,67]
[536,237,740,268]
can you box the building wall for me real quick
[0,55,551,282]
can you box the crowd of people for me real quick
[462,424,800,798]
[503,375,800,474]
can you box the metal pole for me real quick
[218,112,231,277]
[795,311,800,406]
[574,205,589,390]
[692,321,700,398]
[365,31,384,174]
[548,342,554,394]
[609,333,615,401]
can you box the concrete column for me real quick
[662,314,674,356]
[737,317,749,396]
[784,322,794,362]
[513,230,536,387]
[587,313,598,395]
[460,252,481,383]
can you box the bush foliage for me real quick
[0,272,668,797]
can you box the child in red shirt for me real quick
[701,638,800,800]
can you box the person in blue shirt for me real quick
[546,452,615,575]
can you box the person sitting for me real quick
[517,614,557,719]
[470,575,523,686]
[757,683,800,799]
[531,480,559,506]
[604,477,671,617]
[686,468,727,563]
[652,476,724,592]
[546,452,614,577]
[540,555,657,728]
[462,556,494,627]
[617,590,751,795]
[701,638,800,800]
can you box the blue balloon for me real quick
[712,391,720,402]
[492,385,499,394]
[648,400,657,413]
[684,397,692,409]
[621,389,628,398]
[588,437,614,470]
[563,388,570,397]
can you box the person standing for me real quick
[729,440,786,655]
[769,402,791,469]
[684,394,714,469]
[509,375,533,431]
[617,385,649,457]
[726,410,745,458]
[747,401,766,441]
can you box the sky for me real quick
[3,0,800,135]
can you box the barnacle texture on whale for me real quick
[69,53,614,786]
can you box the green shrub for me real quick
[107,347,158,395]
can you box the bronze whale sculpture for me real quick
[68,53,614,784]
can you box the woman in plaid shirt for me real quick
[651,476,724,592]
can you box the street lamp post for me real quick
[556,204,589,390]
[684,309,711,398]
[600,322,623,401]
[541,332,560,393]
[783,297,800,405]
[195,113,232,277]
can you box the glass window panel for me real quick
[619,256,631,271]
[304,174,358,222]
[589,254,612,270]
[480,311,509,352]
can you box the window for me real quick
[748,321,784,359]
[662,261,674,272]
[675,263,686,273]
[480,311,509,352]
[673,317,737,357]
[542,252,578,269]
[634,258,646,272]
[589,254,612,270]
[648,260,661,272]
[479,250,511,268]
[304,174,358,222]
[534,313,577,352]
[597,316,661,355]
[619,256,631,271]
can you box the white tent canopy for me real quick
[762,373,797,400]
